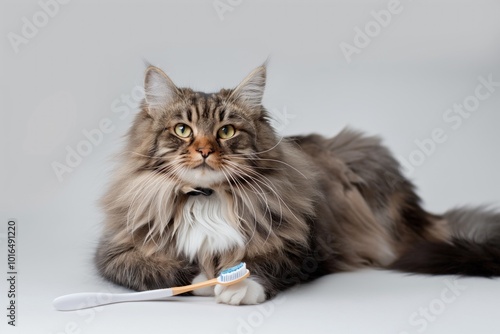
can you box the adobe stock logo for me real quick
[339,0,404,64]
[51,85,144,182]
[398,74,499,176]
[399,278,467,334]
[213,0,243,21]
[269,106,295,133]
[7,0,71,54]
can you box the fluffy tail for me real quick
[390,207,500,277]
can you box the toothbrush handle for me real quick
[53,289,174,311]
[170,278,219,295]
[54,277,225,311]
[170,270,249,295]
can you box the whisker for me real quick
[227,135,286,157]
[223,163,277,244]
[220,168,245,226]
[222,165,260,246]
[224,161,293,230]
[225,155,308,179]
[127,158,184,239]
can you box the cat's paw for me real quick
[214,278,266,305]
[191,273,215,296]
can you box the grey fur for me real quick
[95,65,500,302]
[446,206,500,242]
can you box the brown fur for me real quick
[95,65,500,301]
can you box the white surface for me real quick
[1,0,500,333]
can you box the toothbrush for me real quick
[53,262,250,311]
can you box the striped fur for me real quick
[95,65,500,304]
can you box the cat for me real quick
[95,64,500,305]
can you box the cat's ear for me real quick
[230,65,266,109]
[144,66,180,117]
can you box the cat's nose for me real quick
[197,147,214,158]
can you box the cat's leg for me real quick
[95,235,196,291]
[214,276,266,305]
[191,273,215,296]
[214,251,317,305]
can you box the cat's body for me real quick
[96,65,500,305]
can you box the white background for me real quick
[1,0,500,333]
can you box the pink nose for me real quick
[197,147,213,158]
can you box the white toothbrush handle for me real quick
[53,289,174,311]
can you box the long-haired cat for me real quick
[96,64,500,305]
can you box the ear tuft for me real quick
[230,65,266,109]
[144,66,179,117]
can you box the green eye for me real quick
[217,125,235,139]
[174,124,192,138]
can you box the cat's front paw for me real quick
[215,278,266,305]
[191,273,215,296]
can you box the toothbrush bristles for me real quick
[219,262,247,283]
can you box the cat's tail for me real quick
[389,206,500,277]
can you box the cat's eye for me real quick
[217,125,235,139]
[174,124,192,138]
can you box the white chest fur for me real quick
[175,193,245,261]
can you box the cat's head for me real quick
[131,64,279,189]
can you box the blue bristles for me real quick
[219,262,247,283]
